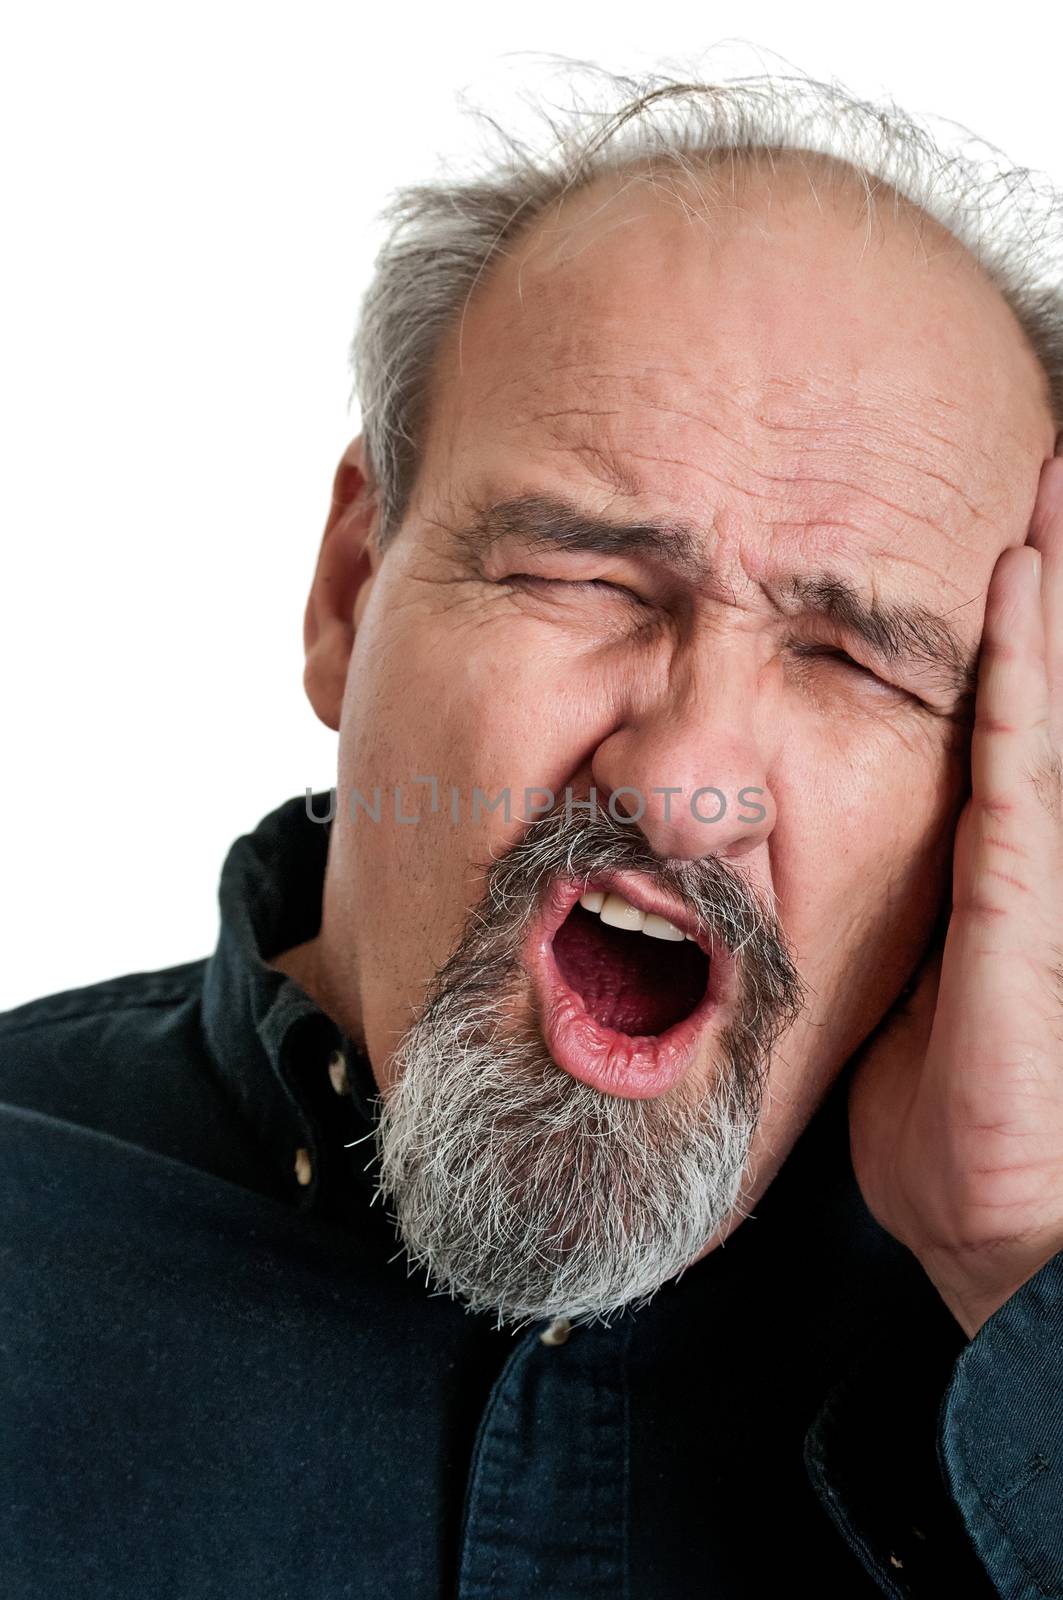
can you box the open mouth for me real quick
[553,899,709,1034]
[526,875,730,1099]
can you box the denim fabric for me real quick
[1,793,1060,1598]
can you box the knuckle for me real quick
[1025,746,1063,825]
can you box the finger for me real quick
[1026,453,1063,750]
[967,544,1055,906]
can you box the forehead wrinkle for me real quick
[560,436,971,558]
[519,406,639,501]
[521,375,987,543]
[752,465,976,543]
[862,540,987,605]
[747,409,999,544]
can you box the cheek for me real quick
[334,605,626,1036]
[343,598,627,814]
[769,718,965,1018]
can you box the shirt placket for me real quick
[456,1315,633,1600]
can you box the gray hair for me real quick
[350,58,1063,549]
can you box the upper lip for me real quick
[575,868,710,948]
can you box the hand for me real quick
[847,449,1063,1340]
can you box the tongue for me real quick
[552,903,708,1035]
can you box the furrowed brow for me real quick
[452,497,980,713]
[455,492,709,583]
[785,571,979,712]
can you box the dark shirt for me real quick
[2,794,1060,1599]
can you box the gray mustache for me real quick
[426,800,808,1053]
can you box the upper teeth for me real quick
[579,889,696,942]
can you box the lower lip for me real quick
[525,881,727,1100]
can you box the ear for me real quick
[303,435,380,731]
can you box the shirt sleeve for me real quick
[936,1246,1063,1599]
[803,1249,1063,1599]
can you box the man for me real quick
[3,65,1062,1599]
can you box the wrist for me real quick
[916,1244,1063,1340]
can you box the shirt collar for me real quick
[201,791,384,1223]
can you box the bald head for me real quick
[417,150,1055,598]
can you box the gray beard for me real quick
[367,806,807,1332]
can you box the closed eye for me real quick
[790,642,908,695]
[796,643,875,675]
[503,573,645,605]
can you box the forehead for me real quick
[417,163,1053,592]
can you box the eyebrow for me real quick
[458,492,980,712]
[458,491,707,581]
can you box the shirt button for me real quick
[294,1147,313,1186]
[540,1316,572,1346]
[327,1049,351,1097]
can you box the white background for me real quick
[3,1,1062,1007]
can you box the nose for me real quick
[590,660,776,862]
